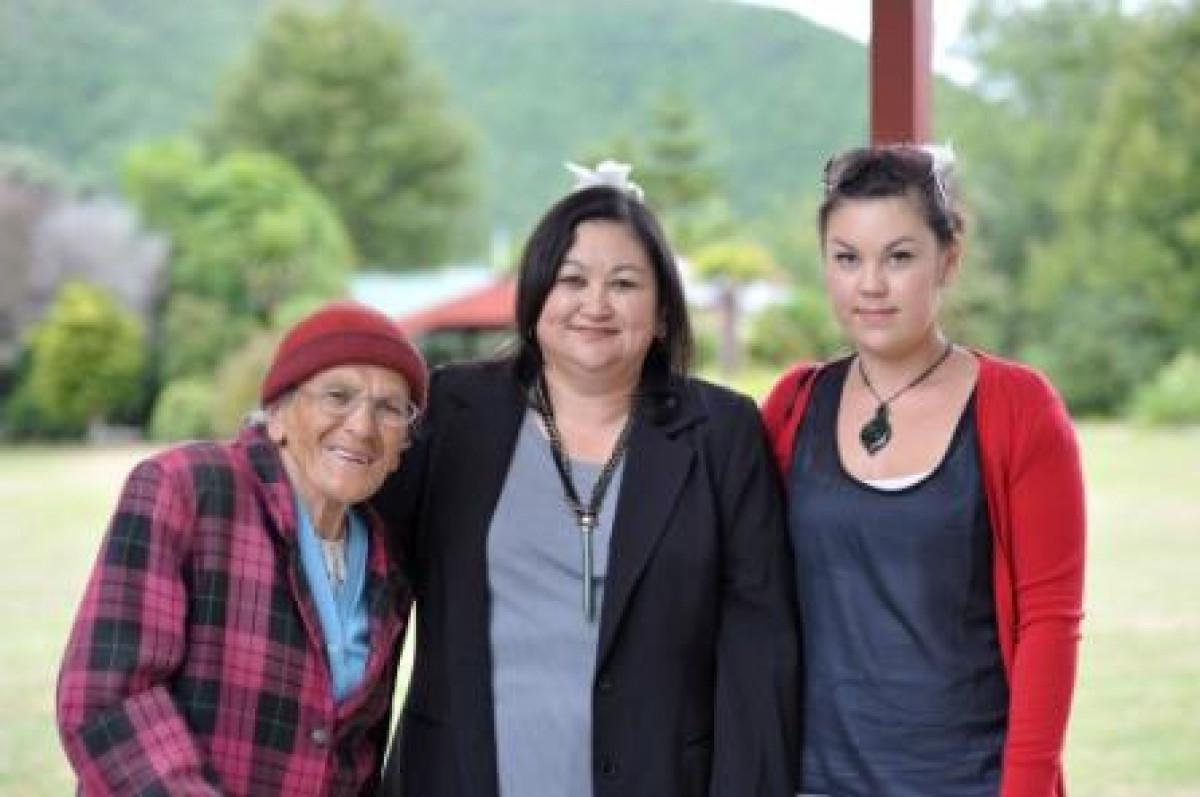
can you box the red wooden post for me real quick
[870,0,933,144]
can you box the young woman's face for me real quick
[536,219,660,386]
[822,194,959,358]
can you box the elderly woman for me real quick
[57,301,426,796]
[375,162,798,797]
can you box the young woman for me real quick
[763,145,1085,797]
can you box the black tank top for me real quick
[790,358,1007,797]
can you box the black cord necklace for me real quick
[533,377,636,623]
[857,342,954,456]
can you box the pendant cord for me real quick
[856,342,954,456]
[532,377,636,621]
[857,341,954,409]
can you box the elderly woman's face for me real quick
[536,219,660,387]
[268,364,414,517]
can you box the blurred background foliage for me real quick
[2,0,1200,442]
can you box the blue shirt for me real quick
[295,498,371,703]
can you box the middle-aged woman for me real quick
[58,301,427,796]
[375,161,798,797]
[763,144,1086,797]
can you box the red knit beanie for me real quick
[260,300,428,409]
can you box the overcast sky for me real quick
[732,0,976,83]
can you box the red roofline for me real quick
[394,277,516,336]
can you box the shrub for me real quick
[210,330,281,437]
[2,347,88,441]
[159,296,256,382]
[1,380,85,441]
[1131,350,1200,426]
[26,281,147,431]
[149,378,216,442]
[746,292,842,369]
[1022,291,1170,416]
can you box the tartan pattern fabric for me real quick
[57,425,410,796]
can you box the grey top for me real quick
[487,411,626,797]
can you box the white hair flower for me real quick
[564,159,645,201]
[918,142,956,171]
[917,142,955,207]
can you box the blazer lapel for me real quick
[435,373,524,664]
[597,394,701,665]
[433,369,525,797]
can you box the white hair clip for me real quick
[918,142,956,171]
[917,142,955,207]
[564,159,645,201]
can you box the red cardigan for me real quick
[762,351,1085,797]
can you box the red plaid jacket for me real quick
[57,425,411,796]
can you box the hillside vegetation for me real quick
[0,0,868,229]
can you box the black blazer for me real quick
[375,359,798,797]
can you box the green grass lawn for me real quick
[2,424,1197,795]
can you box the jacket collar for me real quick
[597,374,702,663]
[235,424,407,715]
[439,364,708,667]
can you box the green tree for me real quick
[2,346,85,441]
[746,290,842,368]
[635,91,723,253]
[211,329,281,437]
[691,239,776,377]
[940,0,1130,355]
[122,145,354,409]
[26,281,146,432]
[158,295,256,382]
[754,194,821,280]
[745,193,844,368]
[149,377,216,442]
[1021,3,1200,411]
[1132,350,1200,426]
[637,91,719,213]
[163,150,354,321]
[121,137,207,234]
[205,0,479,267]
[583,90,728,254]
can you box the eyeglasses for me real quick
[298,384,421,430]
[823,143,953,209]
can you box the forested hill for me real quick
[0,0,869,229]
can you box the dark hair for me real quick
[512,184,692,390]
[818,144,964,247]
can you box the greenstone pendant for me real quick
[860,405,891,456]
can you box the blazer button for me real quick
[596,675,613,693]
[599,755,618,777]
[310,727,330,747]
